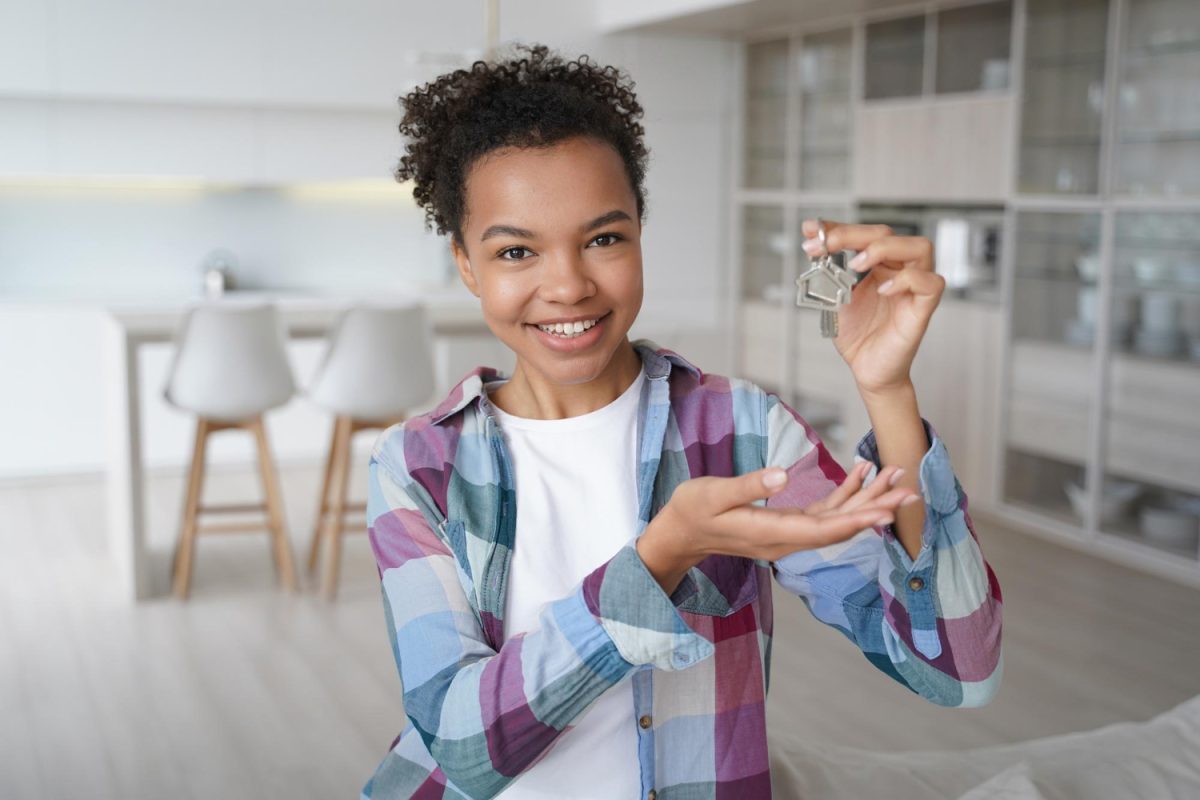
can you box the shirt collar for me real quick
[427,337,703,426]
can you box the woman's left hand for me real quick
[800,219,945,395]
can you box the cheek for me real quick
[477,271,531,321]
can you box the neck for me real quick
[492,339,642,420]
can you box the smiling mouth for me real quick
[530,311,609,340]
[526,310,611,335]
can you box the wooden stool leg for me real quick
[307,418,342,576]
[321,416,354,600]
[172,417,210,600]
[250,416,298,591]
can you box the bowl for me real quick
[1133,256,1173,284]
[1139,506,1200,551]
[1075,252,1101,282]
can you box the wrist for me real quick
[857,376,916,407]
[638,509,698,596]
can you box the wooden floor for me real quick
[3,461,1199,799]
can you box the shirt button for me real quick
[639,714,652,729]
[908,576,926,591]
[647,791,657,800]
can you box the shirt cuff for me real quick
[853,418,961,575]
[578,537,715,672]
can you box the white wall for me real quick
[0,0,737,479]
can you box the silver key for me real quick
[795,218,855,338]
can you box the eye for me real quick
[589,232,624,247]
[498,246,533,261]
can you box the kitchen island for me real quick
[103,289,498,601]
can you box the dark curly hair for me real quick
[394,43,649,245]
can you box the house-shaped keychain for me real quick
[795,221,855,337]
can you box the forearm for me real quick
[858,380,927,560]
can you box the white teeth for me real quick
[537,317,600,338]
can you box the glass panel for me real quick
[1114,0,1200,196]
[1101,211,1200,562]
[740,205,786,303]
[743,39,789,189]
[798,28,853,190]
[1003,211,1101,523]
[1018,0,1109,194]
[935,1,1013,93]
[865,15,926,100]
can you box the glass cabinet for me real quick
[1003,211,1102,523]
[1100,211,1200,561]
[1018,0,1110,195]
[743,40,789,189]
[936,1,1013,94]
[1114,0,1200,196]
[798,28,853,190]
[864,15,926,99]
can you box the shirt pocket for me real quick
[674,555,760,617]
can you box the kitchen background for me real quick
[3,0,1200,798]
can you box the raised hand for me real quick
[800,219,945,395]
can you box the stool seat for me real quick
[302,302,437,599]
[303,301,436,420]
[163,301,296,420]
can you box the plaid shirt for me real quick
[362,339,1003,799]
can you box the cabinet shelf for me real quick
[1123,38,1200,60]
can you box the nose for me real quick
[539,248,595,305]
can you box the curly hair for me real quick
[394,43,649,245]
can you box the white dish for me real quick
[1064,480,1140,524]
[1139,506,1200,551]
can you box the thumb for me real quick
[710,465,787,510]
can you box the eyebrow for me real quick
[479,209,633,243]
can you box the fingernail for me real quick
[802,238,822,256]
[901,494,921,506]
[877,279,895,294]
[888,468,906,486]
[875,514,894,526]
[764,469,787,488]
[849,252,868,270]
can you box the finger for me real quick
[715,466,791,512]
[796,507,896,549]
[830,486,919,516]
[723,502,896,556]
[806,461,869,514]
[834,466,904,512]
[876,265,946,300]
[800,219,893,254]
[843,236,935,274]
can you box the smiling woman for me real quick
[363,42,1002,800]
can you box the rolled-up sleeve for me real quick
[761,390,1003,708]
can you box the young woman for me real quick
[363,44,1002,800]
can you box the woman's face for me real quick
[450,135,643,388]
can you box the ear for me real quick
[450,237,479,297]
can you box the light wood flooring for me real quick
[2,461,1199,799]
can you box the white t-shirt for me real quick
[488,365,646,799]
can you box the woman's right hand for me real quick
[637,463,919,594]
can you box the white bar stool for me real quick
[302,301,436,599]
[162,301,300,599]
